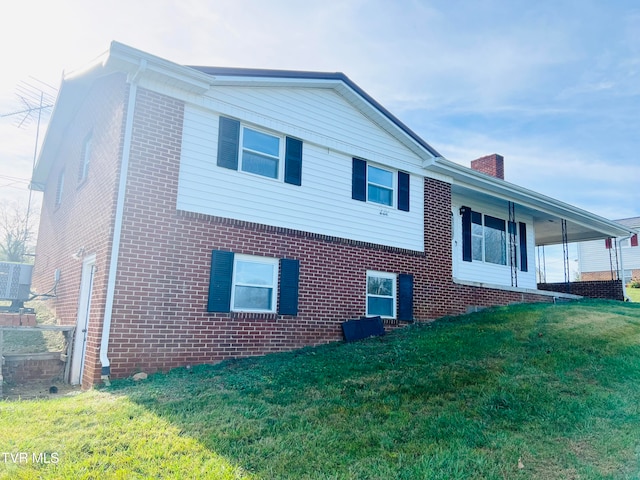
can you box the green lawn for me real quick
[627,286,640,302]
[1,300,640,479]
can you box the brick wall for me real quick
[582,269,640,282]
[538,280,624,301]
[2,353,65,385]
[32,73,129,387]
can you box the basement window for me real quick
[231,255,279,312]
[366,271,396,318]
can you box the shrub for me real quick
[629,277,640,288]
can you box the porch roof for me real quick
[424,156,636,245]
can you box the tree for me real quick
[0,200,37,263]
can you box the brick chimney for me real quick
[470,154,504,180]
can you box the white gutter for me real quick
[99,60,145,384]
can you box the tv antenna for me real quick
[1,77,56,128]
[1,77,57,261]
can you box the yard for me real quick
[627,285,640,302]
[1,300,639,479]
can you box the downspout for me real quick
[618,235,632,301]
[99,59,146,384]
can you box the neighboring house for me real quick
[577,217,640,285]
[30,42,635,387]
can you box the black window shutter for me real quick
[519,222,528,272]
[397,171,410,211]
[207,250,234,312]
[217,116,240,170]
[352,158,367,201]
[284,137,303,186]
[398,274,414,322]
[461,206,472,262]
[278,259,300,315]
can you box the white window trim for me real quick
[239,125,284,181]
[366,164,395,207]
[366,270,397,318]
[231,254,279,313]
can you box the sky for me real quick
[1,0,638,280]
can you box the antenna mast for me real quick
[1,77,56,260]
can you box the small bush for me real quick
[629,277,640,288]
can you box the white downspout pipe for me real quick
[99,60,146,384]
[618,235,632,301]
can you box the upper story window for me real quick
[78,133,92,183]
[241,127,281,179]
[216,116,303,186]
[55,170,65,207]
[352,158,410,211]
[367,165,394,206]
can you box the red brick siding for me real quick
[581,270,640,282]
[32,73,129,387]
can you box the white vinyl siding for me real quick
[577,235,640,274]
[452,195,537,289]
[177,88,425,252]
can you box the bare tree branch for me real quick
[0,201,37,263]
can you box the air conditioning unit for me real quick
[0,262,33,302]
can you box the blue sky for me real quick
[0,0,638,278]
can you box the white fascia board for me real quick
[105,41,211,94]
[426,156,635,238]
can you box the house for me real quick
[29,42,635,387]
[577,217,640,287]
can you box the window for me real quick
[79,134,92,183]
[367,165,394,206]
[208,250,300,315]
[352,158,410,211]
[366,271,396,318]
[231,255,279,312]
[55,170,65,207]
[216,116,303,185]
[483,215,507,265]
[462,208,513,267]
[241,127,281,179]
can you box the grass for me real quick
[626,286,640,303]
[1,299,640,479]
